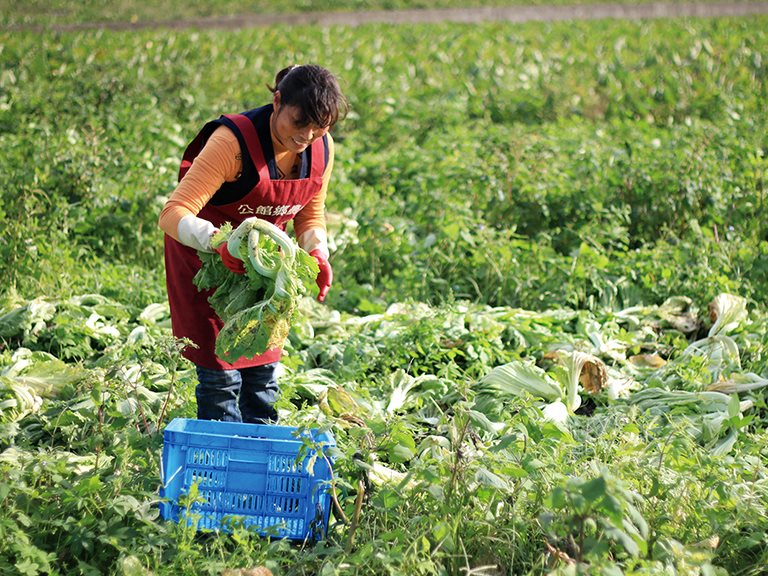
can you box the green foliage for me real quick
[1,290,767,574]
[0,8,767,576]
[544,468,650,562]
[2,17,767,311]
[1,0,758,27]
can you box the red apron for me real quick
[164,113,325,369]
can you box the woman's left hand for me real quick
[310,250,333,302]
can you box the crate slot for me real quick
[189,448,228,467]
[185,467,225,489]
[265,495,304,515]
[268,454,299,473]
[199,489,220,509]
[267,474,303,494]
[227,492,264,513]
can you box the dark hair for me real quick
[268,64,348,129]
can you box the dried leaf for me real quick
[628,353,667,369]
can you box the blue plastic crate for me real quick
[159,418,335,541]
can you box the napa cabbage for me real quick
[194,218,318,363]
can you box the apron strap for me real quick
[309,136,325,180]
[223,113,270,183]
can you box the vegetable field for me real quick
[1,5,767,576]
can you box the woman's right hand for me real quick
[214,240,245,274]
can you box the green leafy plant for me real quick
[541,468,650,566]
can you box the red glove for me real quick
[310,249,333,302]
[214,241,245,275]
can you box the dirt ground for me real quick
[11,1,768,32]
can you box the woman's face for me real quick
[271,92,328,154]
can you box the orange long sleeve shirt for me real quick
[158,123,333,250]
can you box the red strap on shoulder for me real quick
[223,114,270,182]
[309,136,325,180]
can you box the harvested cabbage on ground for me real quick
[193,218,319,362]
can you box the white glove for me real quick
[177,214,217,252]
[297,227,329,259]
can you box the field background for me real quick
[1,1,767,575]
[3,0,768,27]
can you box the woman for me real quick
[158,64,347,423]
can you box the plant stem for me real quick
[321,451,349,524]
[346,477,366,552]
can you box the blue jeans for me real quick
[195,363,279,424]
